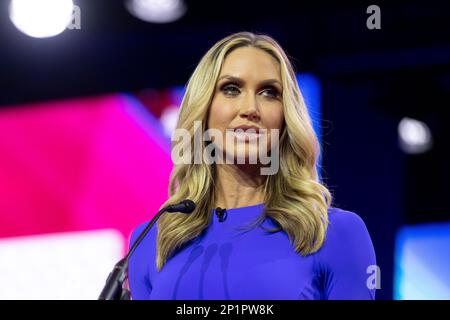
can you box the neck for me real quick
[214,164,265,209]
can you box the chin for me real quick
[229,146,261,165]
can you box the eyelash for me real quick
[220,83,280,99]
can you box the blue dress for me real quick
[128,204,377,300]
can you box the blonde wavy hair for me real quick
[156,31,333,271]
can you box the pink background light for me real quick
[0,93,173,247]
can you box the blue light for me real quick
[394,221,450,299]
[297,73,322,144]
[296,73,322,178]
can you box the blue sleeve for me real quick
[318,209,377,300]
[128,222,153,300]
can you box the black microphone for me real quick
[215,207,227,222]
[98,200,196,300]
[165,199,196,213]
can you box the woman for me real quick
[128,32,377,300]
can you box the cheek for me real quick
[207,98,236,130]
[262,105,284,129]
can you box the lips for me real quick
[228,125,262,133]
[226,125,265,142]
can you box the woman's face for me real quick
[207,46,284,164]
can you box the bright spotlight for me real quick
[9,0,74,38]
[398,117,433,154]
[125,0,186,24]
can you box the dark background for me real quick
[1,0,449,299]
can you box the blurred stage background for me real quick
[0,0,449,299]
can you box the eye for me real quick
[260,86,281,99]
[220,83,241,97]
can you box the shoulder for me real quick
[129,221,158,251]
[318,207,376,264]
[316,207,377,299]
[128,220,158,275]
[128,221,157,299]
[326,207,370,240]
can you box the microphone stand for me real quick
[98,200,195,300]
[98,209,165,300]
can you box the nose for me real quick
[239,93,260,122]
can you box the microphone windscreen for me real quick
[180,200,196,213]
[166,200,196,213]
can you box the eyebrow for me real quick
[217,75,282,88]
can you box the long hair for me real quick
[156,32,333,271]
